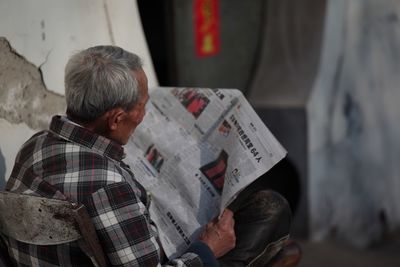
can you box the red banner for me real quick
[194,0,220,57]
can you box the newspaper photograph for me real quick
[124,87,286,258]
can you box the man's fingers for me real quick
[220,209,233,220]
[218,209,235,228]
[200,209,236,257]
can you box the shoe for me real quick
[266,240,302,267]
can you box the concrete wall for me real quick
[0,37,60,181]
[0,0,158,94]
[167,0,264,92]
[1,0,400,248]
[309,0,400,247]
[246,0,327,238]
[248,0,327,107]
[0,0,157,183]
[230,0,400,246]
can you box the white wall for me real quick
[309,0,400,247]
[0,0,158,93]
[0,0,158,185]
[0,119,35,183]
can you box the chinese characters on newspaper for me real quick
[124,87,286,258]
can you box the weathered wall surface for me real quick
[0,37,63,181]
[1,0,399,249]
[0,0,158,183]
[246,0,327,237]
[0,38,65,130]
[309,0,400,247]
[0,0,158,93]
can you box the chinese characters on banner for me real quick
[194,0,220,57]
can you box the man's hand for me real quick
[199,209,236,258]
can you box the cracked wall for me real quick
[0,37,65,130]
[0,0,158,93]
[0,0,158,185]
[0,37,66,182]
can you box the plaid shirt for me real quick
[4,115,203,267]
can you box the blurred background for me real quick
[1,0,400,266]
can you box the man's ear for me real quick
[106,108,126,131]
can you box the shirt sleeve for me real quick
[85,181,204,267]
[186,242,219,267]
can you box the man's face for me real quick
[115,68,149,145]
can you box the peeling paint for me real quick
[0,37,65,130]
[0,0,158,93]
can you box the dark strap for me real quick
[0,234,13,267]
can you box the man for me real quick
[4,46,292,266]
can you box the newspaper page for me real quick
[124,87,286,258]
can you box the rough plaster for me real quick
[0,37,65,130]
[0,0,158,93]
[309,0,400,247]
[0,37,64,181]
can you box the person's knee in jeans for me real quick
[219,190,292,267]
[240,190,291,224]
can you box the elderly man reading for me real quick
[4,46,292,267]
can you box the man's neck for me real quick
[66,114,111,140]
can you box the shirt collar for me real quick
[49,115,125,161]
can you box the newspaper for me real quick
[124,87,286,258]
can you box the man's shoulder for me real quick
[16,129,126,180]
[14,130,50,161]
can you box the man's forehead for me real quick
[132,68,147,81]
[133,68,148,99]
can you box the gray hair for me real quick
[65,45,143,121]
